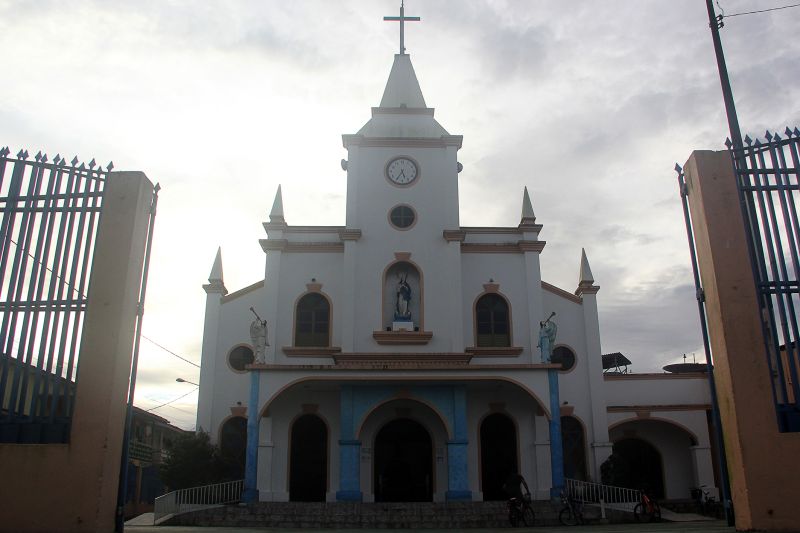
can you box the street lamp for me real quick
[176,377,198,386]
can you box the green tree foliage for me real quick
[159,431,243,490]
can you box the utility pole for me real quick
[703,1,741,526]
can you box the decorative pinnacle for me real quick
[794,127,800,137]
[765,130,773,141]
[674,163,682,173]
[724,138,732,149]
[88,158,96,169]
[209,246,224,283]
[17,149,27,159]
[744,135,752,146]
[0,147,9,157]
[579,248,595,285]
[41,153,48,163]
[270,184,285,222]
[53,154,61,164]
[107,161,114,171]
[786,127,793,137]
[774,132,782,142]
[71,156,79,166]
[35,151,42,162]
[521,186,535,224]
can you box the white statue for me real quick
[538,312,557,363]
[395,272,412,320]
[249,307,269,363]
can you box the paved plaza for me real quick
[127,519,734,533]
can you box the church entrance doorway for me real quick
[374,418,432,502]
[610,438,664,498]
[480,413,518,501]
[289,414,328,502]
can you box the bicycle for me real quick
[507,491,535,527]
[558,489,584,526]
[692,485,717,517]
[634,489,661,523]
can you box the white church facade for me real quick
[196,20,718,504]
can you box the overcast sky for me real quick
[2,1,798,430]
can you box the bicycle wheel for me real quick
[508,508,520,527]
[522,505,535,527]
[559,507,578,526]
[634,502,655,523]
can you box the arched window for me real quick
[476,294,510,347]
[295,293,330,347]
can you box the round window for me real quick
[552,346,576,371]
[389,205,416,229]
[228,346,255,372]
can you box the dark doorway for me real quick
[219,417,247,479]
[480,413,518,501]
[561,416,587,481]
[610,438,664,498]
[374,418,432,502]
[289,414,328,501]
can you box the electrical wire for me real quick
[724,2,800,17]
[6,239,201,369]
[142,335,200,368]
[144,386,198,412]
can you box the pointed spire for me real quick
[270,185,285,223]
[379,54,426,108]
[209,247,223,282]
[203,247,227,296]
[521,187,536,224]
[579,248,594,285]
[576,248,600,297]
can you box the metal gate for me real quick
[0,148,109,443]
[728,129,800,432]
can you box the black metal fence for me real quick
[0,148,109,443]
[729,128,800,432]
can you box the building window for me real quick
[552,346,576,371]
[295,293,330,347]
[228,346,254,372]
[476,294,510,347]
[389,205,416,230]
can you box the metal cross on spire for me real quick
[383,1,420,55]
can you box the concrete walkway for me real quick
[126,519,733,533]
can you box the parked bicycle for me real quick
[692,485,717,517]
[558,489,585,526]
[634,489,661,523]
[507,491,535,527]
[504,473,535,527]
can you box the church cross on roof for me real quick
[383,1,420,55]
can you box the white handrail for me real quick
[154,479,243,523]
[564,478,641,512]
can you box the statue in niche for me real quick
[395,271,412,321]
[249,306,269,363]
[538,312,557,363]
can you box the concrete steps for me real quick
[164,500,601,529]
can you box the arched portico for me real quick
[608,417,710,499]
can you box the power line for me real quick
[142,335,200,368]
[723,2,800,17]
[145,386,198,412]
[8,239,201,370]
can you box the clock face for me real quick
[386,157,419,185]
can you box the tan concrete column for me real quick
[684,150,800,531]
